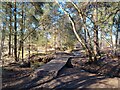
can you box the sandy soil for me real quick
[2,54,120,90]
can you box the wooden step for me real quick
[33,57,70,78]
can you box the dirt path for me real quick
[31,66,119,89]
[2,54,120,90]
[2,66,119,90]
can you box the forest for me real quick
[0,1,120,89]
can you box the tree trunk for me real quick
[93,3,101,59]
[110,27,114,53]
[94,25,100,54]
[8,4,12,56]
[56,2,94,62]
[22,2,26,61]
[12,33,14,57]
[69,2,97,62]
[100,28,103,50]
[54,29,57,54]
[115,23,120,55]
[18,3,24,61]
[28,35,31,62]
[116,31,118,49]
[14,2,18,62]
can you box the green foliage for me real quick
[1,2,119,62]
[31,62,45,69]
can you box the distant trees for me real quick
[0,15,5,61]
[1,2,44,62]
[0,3,7,62]
[55,1,119,63]
[0,1,119,64]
